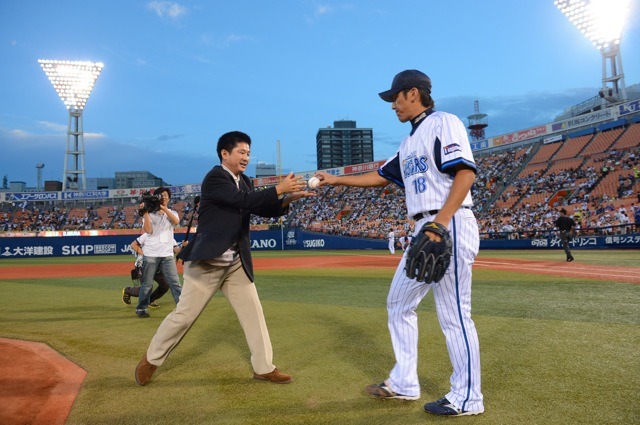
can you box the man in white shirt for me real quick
[135,187,182,318]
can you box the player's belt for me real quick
[412,206,471,221]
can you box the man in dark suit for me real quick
[135,131,312,386]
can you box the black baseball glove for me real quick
[405,221,452,283]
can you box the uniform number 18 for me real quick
[412,177,427,194]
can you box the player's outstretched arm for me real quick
[315,170,388,188]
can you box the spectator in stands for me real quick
[501,222,517,239]
[617,210,631,234]
[135,187,183,318]
[573,210,583,228]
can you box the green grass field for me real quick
[1,250,638,424]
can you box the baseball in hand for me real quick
[308,176,321,189]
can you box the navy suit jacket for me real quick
[178,165,286,281]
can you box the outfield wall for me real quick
[0,229,386,259]
[1,229,638,258]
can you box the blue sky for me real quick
[1,0,639,187]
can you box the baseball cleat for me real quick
[365,382,419,401]
[148,302,160,308]
[423,397,484,416]
[122,288,131,305]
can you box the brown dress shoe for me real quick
[253,368,293,384]
[135,355,157,386]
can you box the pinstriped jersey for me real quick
[378,110,476,218]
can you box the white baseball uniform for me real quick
[388,231,396,254]
[398,235,406,251]
[377,109,483,412]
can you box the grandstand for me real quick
[1,109,639,241]
[289,118,640,239]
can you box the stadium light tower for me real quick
[38,59,104,191]
[554,0,631,106]
[467,100,488,141]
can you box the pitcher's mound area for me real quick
[0,338,86,425]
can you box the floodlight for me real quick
[38,59,104,190]
[554,0,630,104]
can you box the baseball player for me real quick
[315,69,483,416]
[388,230,396,254]
[405,233,413,251]
[398,234,406,252]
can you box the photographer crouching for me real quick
[135,187,183,318]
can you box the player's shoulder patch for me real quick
[443,143,462,155]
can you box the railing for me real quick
[480,224,638,240]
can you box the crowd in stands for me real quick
[0,206,98,232]
[285,184,410,239]
[471,147,531,208]
[2,124,640,240]
[476,146,639,238]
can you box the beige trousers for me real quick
[146,260,275,375]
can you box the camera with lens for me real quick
[138,191,162,216]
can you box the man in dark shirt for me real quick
[555,208,576,262]
[134,131,312,386]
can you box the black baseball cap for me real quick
[378,69,432,102]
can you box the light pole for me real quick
[554,0,631,106]
[38,59,104,190]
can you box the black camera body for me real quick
[138,191,162,216]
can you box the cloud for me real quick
[20,122,106,139]
[84,132,107,139]
[156,134,185,142]
[437,87,598,138]
[8,129,30,138]
[303,2,335,25]
[0,127,211,187]
[37,121,67,132]
[192,55,212,64]
[200,32,254,49]
[365,87,602,161]
[315,5,333,16]
[147,1,187,19]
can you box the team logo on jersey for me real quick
[402,152,428,178]
[443,143,461,155]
